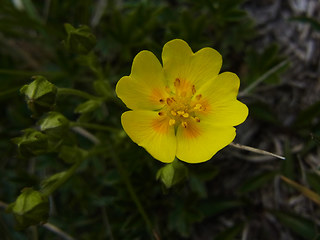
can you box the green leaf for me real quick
[306,172,320,195]
[291,16,320,32]
[294,100,320,128]
[58,145,88,164]
[93,81,113,99]
[239,171,277,194]
[281,140,295,179]
[6,188,49,230]
[63,23,96,54]
[273,211,320,239]
[74,100,101,114]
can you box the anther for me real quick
[196,94,202,100]
[177,110,185,116]
[194,103,202,110]
[194,117,200,122]
[159,98,165,103]
[169,119,176,126]
[171,110,177,116]
[181,121,188,128]
[182,112,189,118]
[158,111,164,116]
[166,98,173,105]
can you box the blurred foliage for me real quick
[0,0,319,239]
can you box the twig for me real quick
[42,223,76,240]
[229,142,285,160]
[239,60,288,97]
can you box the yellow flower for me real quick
[116,39,248,163]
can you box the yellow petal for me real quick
[162,39,222,90]
[176,119,236,163]
[206,100,248,127]
[121,110,176,163]
[194,72,248,126]
[116,50,168,110]
[197,72,240,104]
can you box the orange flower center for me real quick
[158,78,207,129]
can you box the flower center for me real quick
[158,78,205,128]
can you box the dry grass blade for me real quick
[281,176,320,206]
[229,142,285,160]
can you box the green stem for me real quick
[108,141,154,236]
[57,88,101,100]
[70,121,120,133]
[41,161,81,197]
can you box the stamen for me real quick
[182,112,189,118]
[158,111,164,116]
[192,85,196,95]
[166,98,173,105]
[171,110,177,116]
[177,110,185,116]
[181,121,188,128]
[159,98,165,103]
[196,94,202,100]
[174,78,181,87]
[169,119,176,126]
[194,103,203,110]
[194,117,200,122]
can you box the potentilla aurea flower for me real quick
[116,39,248,163]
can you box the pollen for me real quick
[182,112,189,118]
[181,121,188,128]
[171,110,177,116]
[177,110,185,116]
[169,119,176,126]
[194,103,203,110]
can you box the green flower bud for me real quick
[20,76,57,118]
[6,188,49,230]
[38,112,69,139]
[13,129,48,157]
[156,159,188,188]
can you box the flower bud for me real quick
[13,129,48,157]
[38,112,69,139]
[6,188,49,230]
[20,76,57,118]
[156,159,188,188]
